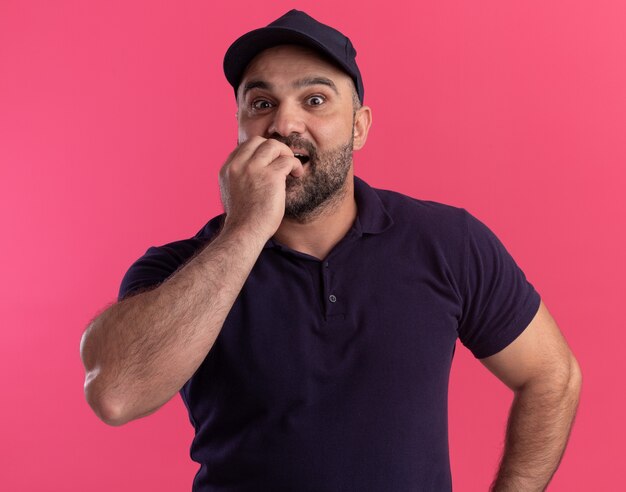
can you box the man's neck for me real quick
[272,176,357,261]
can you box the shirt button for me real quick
[324,262,329,268]
[329,294,337,303]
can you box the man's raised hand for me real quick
[219,136,304,240]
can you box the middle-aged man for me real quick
[81,10,582,491]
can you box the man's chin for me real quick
[285,175,306,193]
[284,196,306,216]
[284,191,318,222]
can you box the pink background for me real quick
[1,1,624,490]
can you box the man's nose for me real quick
[266,101,306,137]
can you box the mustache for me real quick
[268,133,317,158]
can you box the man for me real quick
[80,10,582,491]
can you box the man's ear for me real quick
[353,106,372,151]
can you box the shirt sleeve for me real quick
[117,241,205,302]
[117,216,225,302]
[117,246,175,301]
[457,210,541,359]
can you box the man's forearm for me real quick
[490,358,582,491]
[80,224,267,426]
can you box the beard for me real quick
[271,131,355,223]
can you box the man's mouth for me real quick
[293,152,310,165]
[294,153,310,165]
[270,136,314,165]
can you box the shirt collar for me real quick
[352,175,394,235]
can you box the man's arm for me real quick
[80,137,304,426]
[480,300,582,491]
[80,225,268,426]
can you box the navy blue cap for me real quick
[223,10,364,103]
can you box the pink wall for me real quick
[1,1,624,490]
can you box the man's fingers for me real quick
[227,137,297,173]
[251,139,295,166]
[227,136,267,165]
[268,155,305,178]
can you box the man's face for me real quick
[236,45,360,222]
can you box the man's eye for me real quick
[252,100,273,110]
[307,95,325,106]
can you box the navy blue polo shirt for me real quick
[118,176,540,491]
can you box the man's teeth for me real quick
[294,153,310,164]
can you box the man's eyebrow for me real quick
[293,77,339,94]
[242,77,339,98]
[242,80,272,98]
